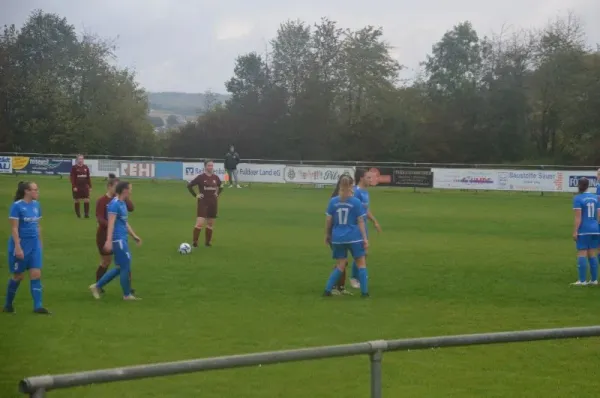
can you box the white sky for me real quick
[3,0,599,92]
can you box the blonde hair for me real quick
[338,175,353,200]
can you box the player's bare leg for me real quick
[83,198,90,218]
[193,217,206,248]
[205,219,215,247]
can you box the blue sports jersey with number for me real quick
[573,193,599,235]
[9,200,41,240]
[326,196,366,244]
[107,198,129,242]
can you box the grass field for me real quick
[1,175,600,398]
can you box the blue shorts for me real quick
[331,242,366,260]
[576,235,599,251]
[113,239,131,269]
[8,238,42,274]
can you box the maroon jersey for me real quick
[189,173,221,204]
[70,164,92,189]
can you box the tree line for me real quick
[2,10,599,165]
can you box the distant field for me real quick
[1,175,599,398]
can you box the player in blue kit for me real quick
[571,177,600,286]
[89,181,142,300]
[348,169,381,289]
[3,181,50,314]
[323,175,370,297]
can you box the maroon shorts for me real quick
[73,186,90,200]
[197,200,218,218]
[96,229,111,255]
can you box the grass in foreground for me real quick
[1,175,599,398]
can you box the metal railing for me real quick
[18,325,600,397]
[1,152,597,170]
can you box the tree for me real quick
[166,114,179,127]
[0,10,157,155]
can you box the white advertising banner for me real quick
[237,163,285,183]
[283,165,355,185]
[432,168,498,190]
[496,170,563,192]
[182,162,227,181]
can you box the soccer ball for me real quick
[179,243,192,254]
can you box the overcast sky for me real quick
[2,0,599,93]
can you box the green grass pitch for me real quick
[1,175,600,397]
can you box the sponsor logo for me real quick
[455,176,494,184]
[11,157,29,170]
[0,156,10,173]
[569,176,597,187]
[120,163,155,178]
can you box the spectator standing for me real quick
[224,145,241,188]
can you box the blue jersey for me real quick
[596,183,600,197]
[573,193,600,235]
[354,186,370,215]
[9,200,41,240]
[107,198,129,242]
[326,196,367,244]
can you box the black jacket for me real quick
[224,151,240,170]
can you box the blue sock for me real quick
[4,279,20,308]
[589,256,599,281]
[358,267,369,295]
[96,268,120,289]
[325,268,343,292]
[30,279,43,310]
[351,261,359,279]
[577,256,588,282]
[119,266,131,296]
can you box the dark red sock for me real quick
[205,227,213,245]
[74,203,81,218]
[193,227,202,246]
[96,266,107,281]
[84,202,90,217]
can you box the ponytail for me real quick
[338,175,353,200]
[332,174,354,198]
[14,181,30,202]
[107,173,119,187]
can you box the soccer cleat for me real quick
[323,291,333,297]
[3,306,15,313]
[350,278,361,289]
[361,293,370,298]
[237,185,242,188]
[340,288,353,296]
[331,289,341,296]
[89,284,101,299]
[205,243,212,247]
[570,281,588,286]
[34,307,51,315]
[588,280,598,286]
[192,242,198,248]
[123,294,141,301]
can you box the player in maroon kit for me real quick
[187,160,223,247]
[70,154,92,218]
[95,174,135,293]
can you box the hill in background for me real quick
[147,91,230,130]
[148,91,229,117]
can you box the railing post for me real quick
[31,388,46,397]
[368,340,388,398]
